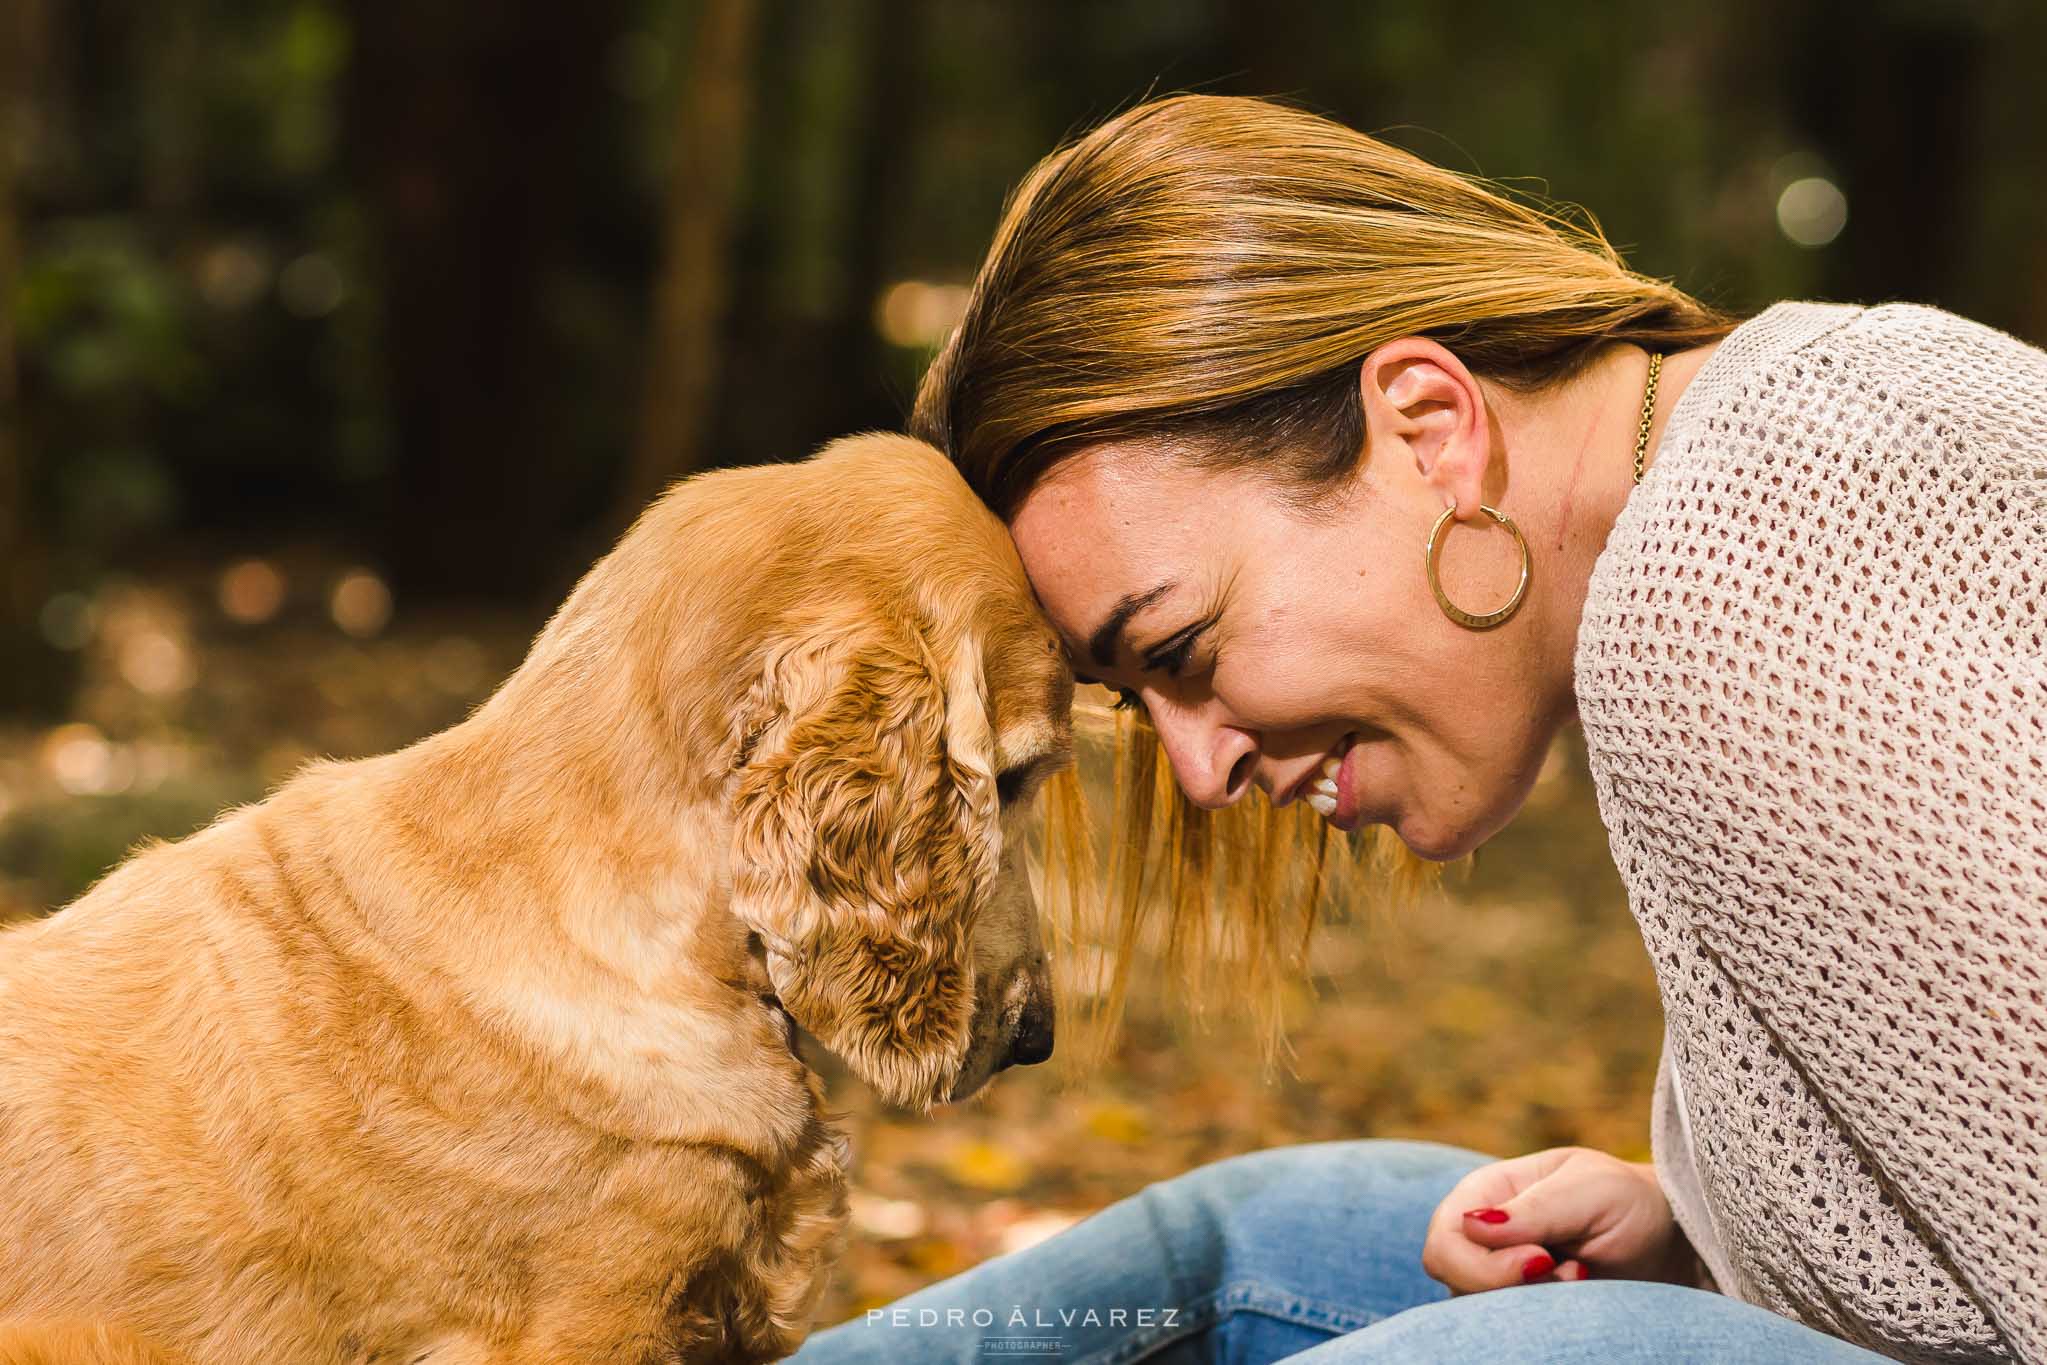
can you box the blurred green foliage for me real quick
[6,0,2043,640]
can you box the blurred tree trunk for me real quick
[346,0,621,603]
[0,0,23,583]
[139,0,199,223]
[694,0,921,473]
[0,0,63,715]
[816,0,919,435]
[618,0,760,524]
[1787,2,1986,316]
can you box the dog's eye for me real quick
[996,765,1030,806]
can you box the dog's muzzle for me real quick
[1000,995,1054,1070]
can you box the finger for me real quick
[1431,1166,1528,1230]
[1426,1149,1577,1251]
[1424,1173,1516,1285]
[1421,1150,1604,1294]
[1421,1231,1562,1296]
[1457,1202,1548,1248]
[1436,1149,1577,1218]
[1550,1258,1591,1283]
[1456,1160,1636,1251]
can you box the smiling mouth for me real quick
[1303,733,1360,826]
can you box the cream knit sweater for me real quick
[1575,301,2047,1363]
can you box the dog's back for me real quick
[0,434,1060,1363]
[0,1320,188,1365]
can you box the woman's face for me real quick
[1007,442,1568,863]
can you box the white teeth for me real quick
[1305,792,1337,816]
[1321,755,1343,779]
[1311,777,1337,799]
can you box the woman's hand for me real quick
[1421,1146,1700,1293]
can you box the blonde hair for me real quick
[918,94,1738,1068]
[1033,713,1439,1078]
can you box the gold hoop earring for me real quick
[1425,504,1530,630]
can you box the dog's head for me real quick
[724,437,1073,1111]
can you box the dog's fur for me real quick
[0,435,1074,1364]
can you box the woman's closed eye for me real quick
[1141,614,1218,679]
[1144,633,1199,677]
[1075,616,1220,713]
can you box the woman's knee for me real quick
[1144,1138,1489,1234]
[1130,1140,1490,1318]
[1286,1281,1893,1364]
[1153,1139,1487,1206]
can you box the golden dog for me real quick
[0,434,1074,1364]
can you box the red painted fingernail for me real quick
[1462,1207,1510,1224]
[1573,1264,1594,1281]
[1521,1253,1555,1283]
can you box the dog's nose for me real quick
[1004,998,1054,1068]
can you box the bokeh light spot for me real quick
[330,569,393,638]
[117,630,198,696]
[219,559,288,624]
[1776,176,1848,248]
[40,723,134,796]
[197,239,273,311]
[875,281,971,348]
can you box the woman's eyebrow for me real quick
[1086,581,1175,667]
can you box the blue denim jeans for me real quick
[793,1139,1891,1365]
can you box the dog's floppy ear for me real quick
[730,609,1000,1110]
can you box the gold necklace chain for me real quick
[1632,352,1664,485]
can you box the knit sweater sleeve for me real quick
[1575,302,2047,1363]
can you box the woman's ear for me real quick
[728,613,999,1111]
[1358,337,1489,519]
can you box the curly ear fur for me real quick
[731,614,999,1110]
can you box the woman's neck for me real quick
[1485,339,1723,731]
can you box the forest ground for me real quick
[0,568,1663,1321]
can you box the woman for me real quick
[796,96,2047,1364]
